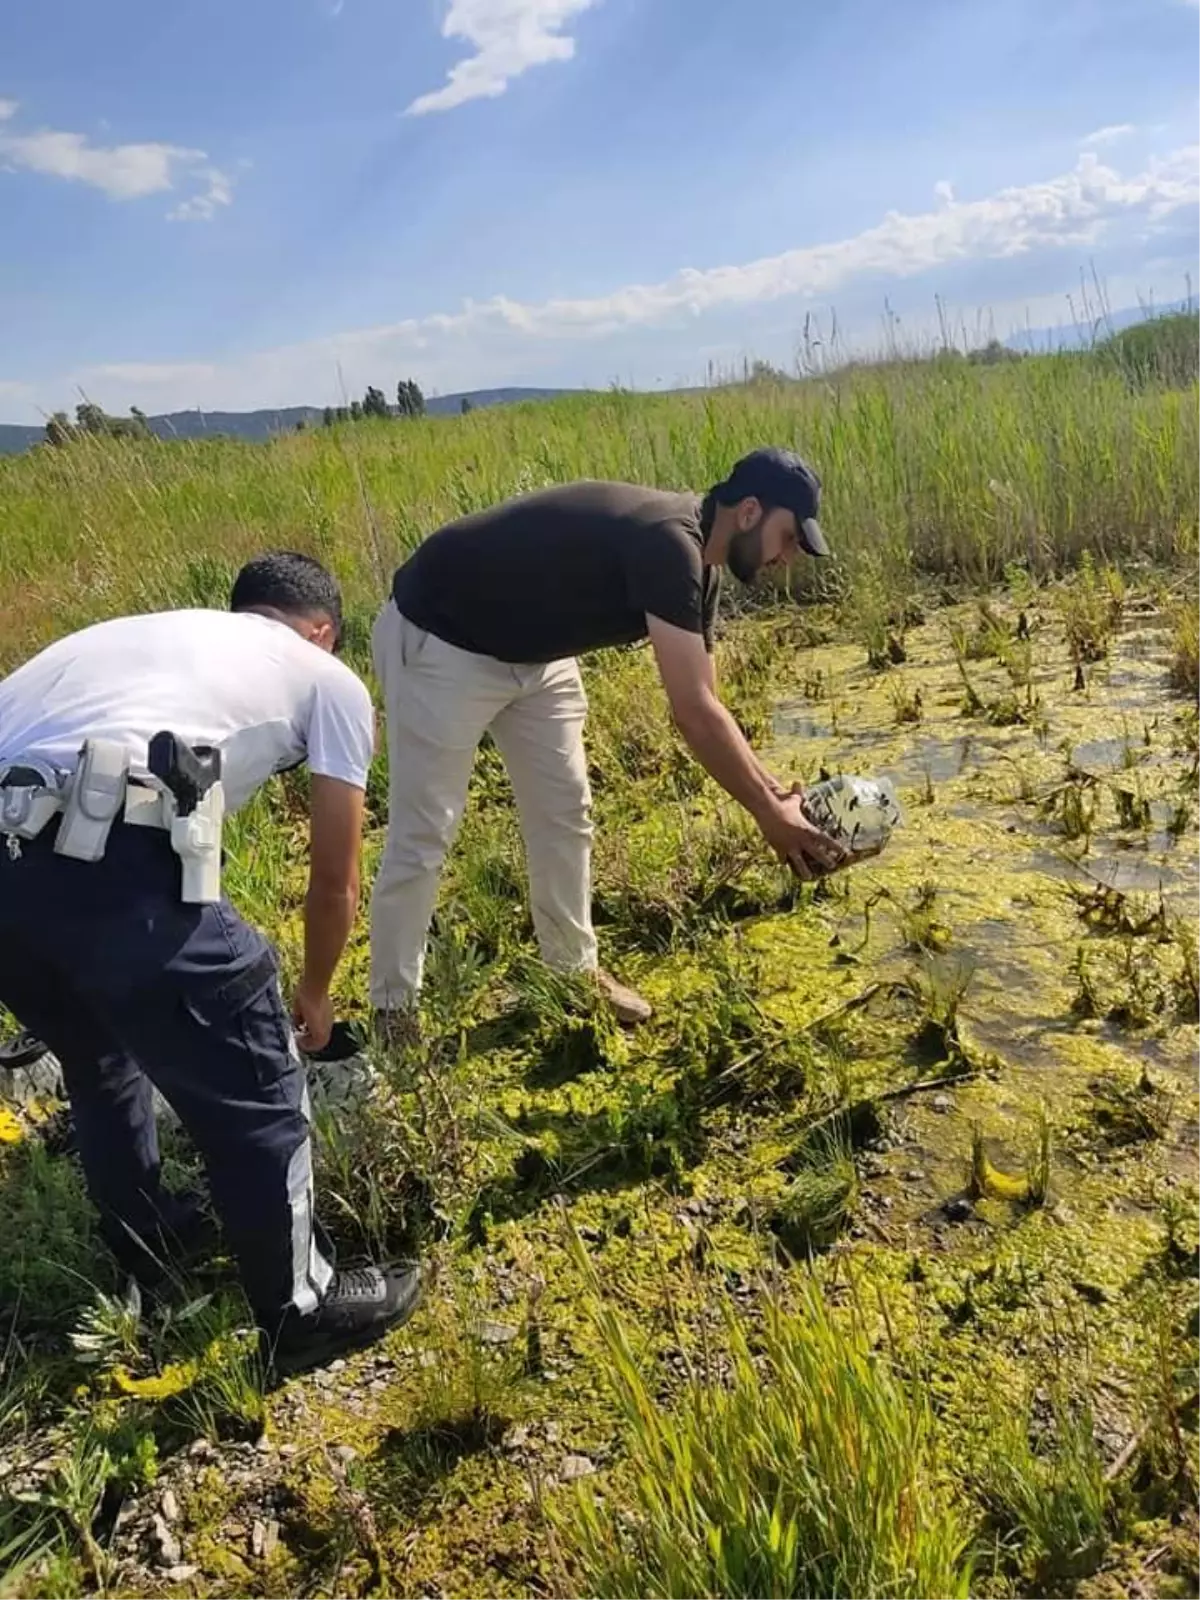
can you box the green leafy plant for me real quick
[1090,1065,1174,1145]
[969,1111,1050,1207]
[912,952,977,1064]
[1055,552,1125,664]
[507,958,631,1083]
[888,677,923,724]
[1168,596,1198,696]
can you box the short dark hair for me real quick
[230,551,344,648]
[700,482,777,541]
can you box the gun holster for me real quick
[125,733,226,904]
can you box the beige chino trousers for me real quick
[369,600,598,1008]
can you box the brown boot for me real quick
[592,968,652,1027]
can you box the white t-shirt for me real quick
[0,609,375,814]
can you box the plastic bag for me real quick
[800,774,903,863]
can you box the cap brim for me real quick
[799,516,830,558]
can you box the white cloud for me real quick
[1082,123,1136,146]
[406,0,598,115]
[168,165,235,222]
[85,362,219,386]
[934,178,955,206]
[0,128,201,199]
[327,144,1189,339]
[0,107,233,218]
[13,142,1197,417]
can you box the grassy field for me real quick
[0,334,1197,1599]
[1,335,1196,668]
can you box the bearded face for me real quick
[726,513,767,584]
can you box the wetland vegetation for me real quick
[0,323,1196,1597]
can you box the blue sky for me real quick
[0,0,1196,421]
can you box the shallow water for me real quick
[766,596,1198,1216]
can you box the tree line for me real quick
[322,379,427,427]
[44,403,153,446]
[40,378,432,447]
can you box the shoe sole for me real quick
[0,1032,52,1070]
[267,1272,425,1381]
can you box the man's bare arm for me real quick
[293,774,365,1050]
[646,616,843,877]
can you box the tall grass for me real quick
[975,1391,1113,1588]
[554,1273,972,1599]
[1098,310,1200,390]
[1,347,1195,668]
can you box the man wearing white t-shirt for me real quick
[0,553,420,1377]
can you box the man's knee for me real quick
[550,803,594,843]
[521,772,594,840]
[379,789,470,873]
[376,827,455,883]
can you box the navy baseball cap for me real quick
[718,448,830,557]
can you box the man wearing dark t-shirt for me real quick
[370,448,843,1026]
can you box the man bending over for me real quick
[370,448,844,1029]
[0,553,421,1376]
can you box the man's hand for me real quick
[292,982,335,1053]
[757,792,847,880]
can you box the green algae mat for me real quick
[0,582,1196,1599]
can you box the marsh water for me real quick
[761,600,1197,1211]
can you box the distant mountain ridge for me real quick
[2,302,1194,457]
[1003,298,1193,352]
[0,386,580,456]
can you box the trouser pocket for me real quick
[174,911,296,1093]
[397,612,431,668]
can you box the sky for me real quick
[0,0,1197,422]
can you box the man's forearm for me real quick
[301,881,358,999]
[676,698,782,823]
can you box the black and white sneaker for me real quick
[304,1019,379,1111]
[266,1262,424,1378]
[0,1030,51,1071]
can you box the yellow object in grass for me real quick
[110,1333,249,1401]
[970,1126,1031,1203]
[0,1106,24,1143]
[112,1357,203,1400]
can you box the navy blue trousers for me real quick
[0,820,332,1318]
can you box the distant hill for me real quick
[0,423,47,455]
[1004,298,1193,353]
[3,302,1194,457]
[425,386,579,415]
[0,386,579,457]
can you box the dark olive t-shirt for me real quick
[390,481,722,663]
